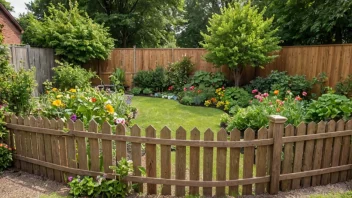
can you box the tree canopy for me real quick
[201,1,281,86]
[0,0,13,11]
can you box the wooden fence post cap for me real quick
[269,115,287,123]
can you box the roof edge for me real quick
[0,3,23,33]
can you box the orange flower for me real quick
[274,90,279,95]
[91,97,97,103]
[276,108,281,112]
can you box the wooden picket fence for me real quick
[5,115,352,196]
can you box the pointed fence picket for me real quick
[5,115,352,196]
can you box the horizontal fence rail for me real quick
[5,115,352,196]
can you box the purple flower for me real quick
[70,114,77,122]
[68,176,73,182]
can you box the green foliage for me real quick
[335,75,352,97]
[133,70,154,90]
[0,106,8,141]
[52,61,97,90]
[151,67,167,92]
[201,1,281,86]
[0,143,12,171]
[179,85,216,106]
[131,87,142,95]
[109,68,125,91]
[22,2,114,64]
[68,158,133,197]
[166,56,194,92]
[223,87,251,108]
[142,88,153,95]
[190,71,227,88]
[312,73,329,96]
[305,94,352,122]
[0,0,13,11]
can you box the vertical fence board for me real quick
[88,120,100,172]
[50,119,61,182]
[57,119,67,182]
[11,115,21,169]
[311,121,326,186]
[175,127,186,196]
[203,129,214,196]
[20,116,28,172]
[281,125,294,191]
[216,129,227,196]
[29,117,40,176]
[243,128,255,195]
[229,129,241,196]
[291,123,306,189]
[43,118,54,179]
[189,128,200,195]
[116,124,127,162]
[330,120,344,184]
[131,125,142,193]
[102,121,113,173]
[76,120,88,171]
[37,117,47,177]
[256,128,268,194]
[24,117,33,174]
[302,122,316,187]
[66,120,77,179]
[340,120,351,182]
[347,121,352,179]
[321,120,336,185]
[146,126,157,194]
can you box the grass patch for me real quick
[310,191,352,198]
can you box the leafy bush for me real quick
[204,87,251,111]
[131,87,142,95]
[190,71,227,88]
[68,158,133,197]
[38,87,132,127]
[52,61,97,90]
[151,67,167,92]
[22,3,114,64]
[0,143,12,171]
[133,70,153,89]
[109,68,125,91]
[0,105,8,141]
[335,75,352,97]
[142,88,153,95]
[305,94,352,122]
[133,67,166,92]
[179,85,216,106]
[166,56,194,92]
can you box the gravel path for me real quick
[1,169,351,198]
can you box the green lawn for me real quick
[131,96,224,137]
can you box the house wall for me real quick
[0,10,21,44]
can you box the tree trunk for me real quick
[233,66,243,87]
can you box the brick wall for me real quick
[0,10,21,44]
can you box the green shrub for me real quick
[151,67,167,92]
[190,71,227,88]
[131,87,142,95]
[52,61,97,90]
[335,75,352,97]
[142,88,153,95]
[109,68,125,91]
[0,143,12,171]
[305,94,352,122]
[0,106,7,141]
[133,70,154,89]
[166,56,194,92]
[223,87,251,108]
[179,85,216,106]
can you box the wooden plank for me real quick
[146,125,157,194]
[311,121,326,186]
[29,117,40,176]
[330,120,344,184]
[19,116,27,172]
[243,128,255,195]
[43,118,54,180]
[302,122,316,187]
[11,115,21,170]
[256,128,268,195]
[66,120,77,179]
[24,117,33,174]
[216,129,227,196]
[115,124,127,162]
[75,120,88,170]
[131,125,142,193]
[50,119,61,182]
[88,120,100,172]
[347,120,352,179]
[189,128,200,195]
[37,117,47,177]
[102,121,113,173]
[175,127,186,197]
[229,129,241,196]
[57,119,67,182]
[321,120,336,185]
[203,129,214,196]
[340,120,351,182]
[281,125,294,191]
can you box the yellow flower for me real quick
[105,104,114,114]
[204,100,211,107]
[56,95,63,99]
[69,88,77,93]
[216,101,224,108]
[52,100,63,107]
[52,88,58,92]
[225,101,230,105]
[71,95,75,99]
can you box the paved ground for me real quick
[1,169,352,197]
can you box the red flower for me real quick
[190,86,195,90]
[91,97,97,103]
[168,86,174,91]
[183,87,187,91]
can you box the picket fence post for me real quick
[269,115,287,194]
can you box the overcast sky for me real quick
[8,0,31,18]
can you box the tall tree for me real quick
[0,0,13,11]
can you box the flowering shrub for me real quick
[166,56,194,92]
[68,158,134,197]
[205,87,251,111]
[227,91,306,131]
[37,87,132,127]
[0,105,8,141]
[0,143,13,171]
[178,85,215,105]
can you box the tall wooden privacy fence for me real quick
[5,115,352,196]
[84,44,352,90]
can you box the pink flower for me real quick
[259,97,263,102]
[115,118,126,125]
[183,87,187,91]
[280,101,285,106]
[190,86,195,90]
[252,89,258,94]
[168,86,174,91]
[263,93,269,98]
[68,176,73,182]
[222,86,225,90]
[302,91,307,96]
